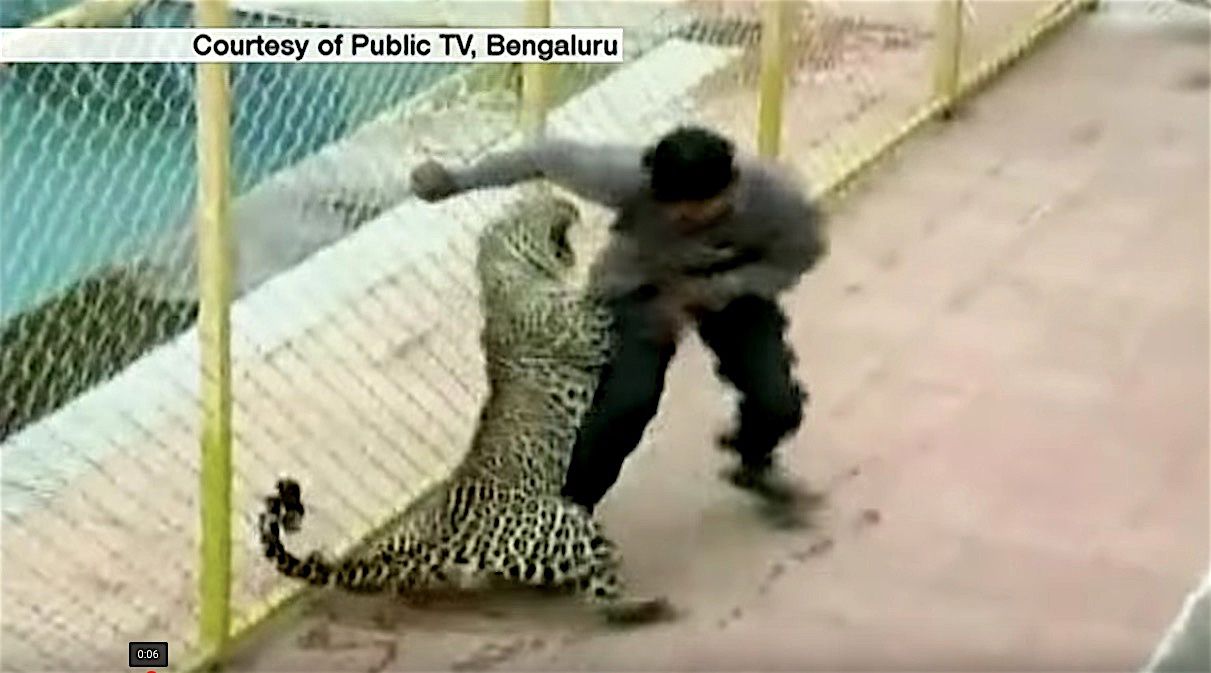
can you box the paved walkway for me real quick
[232,5,1209,671]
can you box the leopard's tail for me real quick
[257,478,395,593]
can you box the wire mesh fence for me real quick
[0,0,1092,670]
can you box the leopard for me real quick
[258,188,674,626]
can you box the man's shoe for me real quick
[721,463,817,530]
[723,463,802,504]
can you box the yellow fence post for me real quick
[932,0,964,118]
[194,0,234,659]
[757,0,789,158]
[520,0,554,139]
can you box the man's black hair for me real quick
[642,126,737,203]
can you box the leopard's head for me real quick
[475,191,610,368]
[477,191,578,294]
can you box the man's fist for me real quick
[410,159,459,202]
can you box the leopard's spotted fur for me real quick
[258,190,671,624]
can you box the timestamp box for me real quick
[128,641,168,668]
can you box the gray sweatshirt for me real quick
[448,138,827,310]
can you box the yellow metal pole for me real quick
[757,0,789,158]
[932,0,963,118]
[520,0,553,139]
[194,0,233,657]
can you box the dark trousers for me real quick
[561,291,806,511]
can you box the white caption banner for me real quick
[0,28,625,63]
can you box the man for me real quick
[411,126,827,527]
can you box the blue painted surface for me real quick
[0,1,459,322]
[0,0,78,27]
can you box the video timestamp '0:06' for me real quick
[128,641,168,668]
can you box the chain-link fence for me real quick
[0,0,1094,670]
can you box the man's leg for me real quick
[696,295,808,518]
[562,292,677,513]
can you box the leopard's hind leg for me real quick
[455,494,676,626]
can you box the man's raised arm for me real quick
[410,139,645,209]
